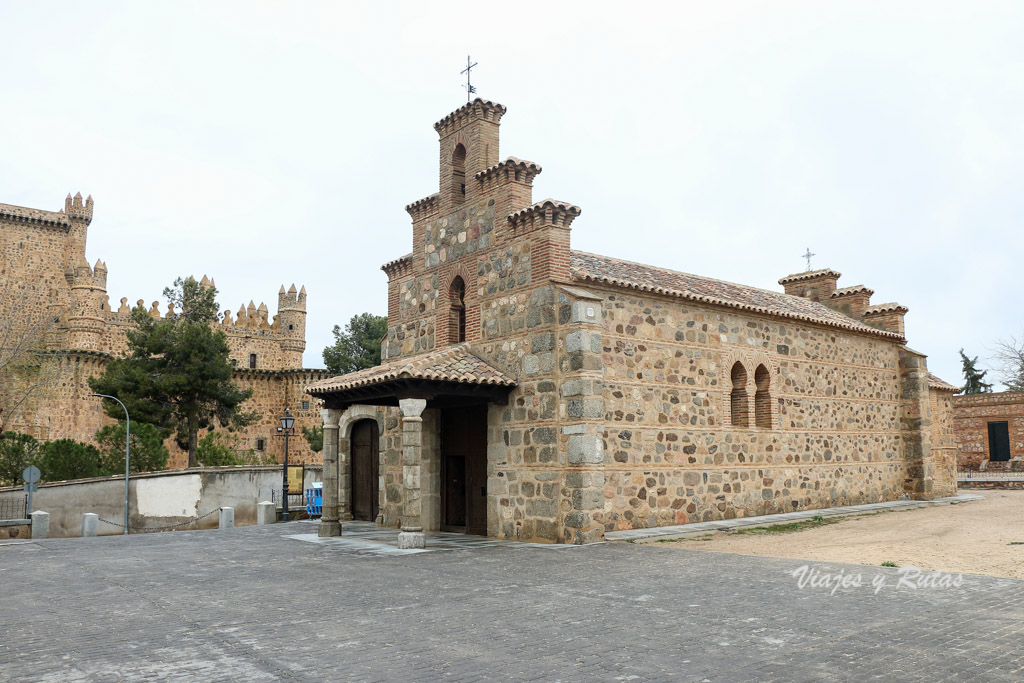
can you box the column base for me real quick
[397,526,425,549]
[318,520,342,537]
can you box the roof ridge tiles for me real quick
[831,285,874,297]
[778,269,843,285]
[569,251,903,341]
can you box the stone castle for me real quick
[307,98,958,545]
[0,193,328,468]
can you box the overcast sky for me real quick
[2,1,1021,388]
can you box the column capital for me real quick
[321,407,344,428]
[399,398,427,418]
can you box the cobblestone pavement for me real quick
[1,520,1022,682]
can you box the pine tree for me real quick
[323,313,388,375]
[89,277,258,467]
[959,348,992,394]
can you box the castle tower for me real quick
[66,258,108,351]
[434,99,506,214]
[63,192,93,277]
[277,283,307,366]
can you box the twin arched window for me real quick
[730,362,772,429]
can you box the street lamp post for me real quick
[276,409,295,521]
[89,393,130,535]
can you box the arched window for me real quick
[730,362,749,427]
[451,143,467,205]
[449,276,466,343]
[755,364,772,429]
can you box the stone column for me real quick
[398,398,427,549]
[318,408,343,537]
[338,425,354,522]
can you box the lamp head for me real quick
[280,409,295,431]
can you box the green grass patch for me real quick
[881,561,899,567]
[1010,542,1024,546]
[731,515,841,535]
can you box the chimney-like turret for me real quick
[779,269,842,303]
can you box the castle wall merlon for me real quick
[64,192,94,225]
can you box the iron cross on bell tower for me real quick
[461,55,478,102]
[802,248,816,272]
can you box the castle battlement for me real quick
[64,192,93,224]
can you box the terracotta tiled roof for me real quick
[306,344,516,395]
[475,157,542,181]
[832,285,874,298]
[928,373,959,393]
[865,302,909,315]
[778,269,842,285]
[569,251,903,340]
[0,202,70,227]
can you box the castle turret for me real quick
[63,192,93,278]
[66,258,108,351]
[278,283,307,366]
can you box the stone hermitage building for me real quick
[953,391,1024,469]
[0,194,329,468]
[307,98,958,545]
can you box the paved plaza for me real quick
[1,520,1022,682]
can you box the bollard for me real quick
[219,506,234,530]
[31,511,50,539]
[82,513,98,538]
[397,526,426,549]
[256,501,275,525]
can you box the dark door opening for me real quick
[988,421,1011,462]
[441,405,487,535]
[351,419,380,521]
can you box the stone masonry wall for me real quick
[594,286,911,531]
[929,387,958,496]
[953,391,1024,468]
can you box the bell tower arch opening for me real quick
[451,143,467,206]
[449,276,466,344]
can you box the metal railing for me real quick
[267,489,310,507]
[958,469,1023,479]
[0,496,28,520]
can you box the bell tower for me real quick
[434,99,506,214]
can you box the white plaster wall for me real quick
[136,474,202,518]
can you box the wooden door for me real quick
[988,421,1011,462]
[441,406,488,534]
[351,420,379,521]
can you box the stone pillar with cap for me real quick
[398,398,427,549]
[318,408,343,537]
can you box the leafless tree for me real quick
[991,335,1024,392]
[0,277,64,434]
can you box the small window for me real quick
[754,364,772,429]
[256,438,265,451]
[451,143,467,206]
[449,276,466,344]
[249,353,257,369]
[288,324,294,330]
[730,362,749,428]
[301,401,309,410]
